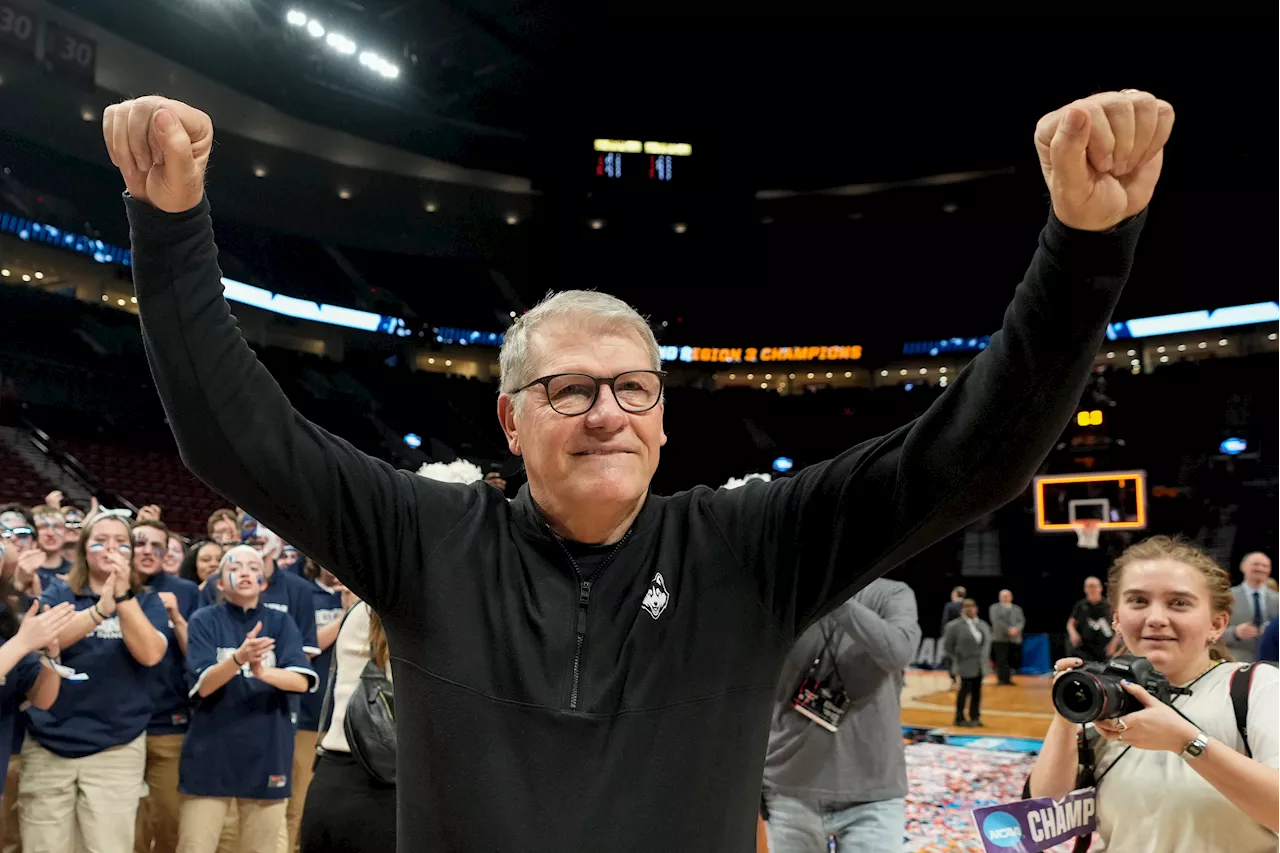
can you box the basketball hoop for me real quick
[1073,519,1102,550]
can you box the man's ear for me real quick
[497,394,522,456]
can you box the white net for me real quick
[1073,520,1102,550]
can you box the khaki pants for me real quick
[177,798,286,853]
[2,755,21,853]
[285,731,316,853]
[135,733,184,853]
[19,734,147,853]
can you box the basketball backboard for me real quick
[1033,470,1148,532]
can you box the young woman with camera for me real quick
[1029,537,1279,852]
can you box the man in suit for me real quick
[939,586,966,684]
[943,599,990,728]
[1225,551,1278,663]
[988,589,1025,686]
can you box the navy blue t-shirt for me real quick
[298,583,344,732]
[36,558,72,593]
[28,579,170,758]
[199,567,319,655]
[0,637,42,796]
[141,572,202,735]
[180,602,317,798]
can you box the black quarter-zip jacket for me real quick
[127,195,1144,852]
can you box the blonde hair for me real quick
[498,290,661,398]
[69,514,141,597]
[1107,535,1235,661]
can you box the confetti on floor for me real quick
[904,742,1096,853]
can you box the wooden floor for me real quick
[900,669,1056,739]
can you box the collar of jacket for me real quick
[509,482,664,547]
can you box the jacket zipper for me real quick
[551,526,633,711]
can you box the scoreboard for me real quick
[593,139,692,185]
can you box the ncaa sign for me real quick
[982,811,1023,848]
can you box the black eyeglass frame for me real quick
[514,370,668,416]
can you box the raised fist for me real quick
[1035,91,1174,232]
[102,96,213,214]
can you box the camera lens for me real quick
[1052,672,1104,723]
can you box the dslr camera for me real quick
[1052,654,1184,723]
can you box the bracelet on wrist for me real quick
[231,652,242,667]
[91,603,106,622]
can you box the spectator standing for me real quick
[177,545,316,853]
[20,513,168,853]
[988,589,1025,685]
[132,519,201,853]
[939,586,965,683]
[943,599,990,727]
[762,579,920,853]
[1067,576,1119,662]
[1224,552,1277,663]
[286,562,344,853]
[298,600,392,853]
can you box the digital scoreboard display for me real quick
[593,139,691,184]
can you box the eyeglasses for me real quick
[515,370,666,416]
[1,527,33,541]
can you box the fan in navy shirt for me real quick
[0,577,75,797]
[179,545,316,853]
[132,518,202,853]
[31,506,72,593]
[198,524,319,657]
[21,513,169,853]
[288,560,346,851]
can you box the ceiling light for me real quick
[130,296,137,304]
[1197,341,1206,349]
[117,298,125,306]
[1127,349,1136,356]
[589,219,605,230]
[424,202,437,213]
[746,374,753,380]
[1130,359,1140,366]
[939,376,948,386]
[505,214,519,225]
[509,311,516,318]
[728,374,735,380]
[844,372,852,378]
[80,109,94,122]
[919,368,927,374]
[899,369,907,376]
[427,358,435,364]
[444,360,452,366]
[337,189,351,199]
[0,269,8,277]
[672,223,687,234]
[788,374,795,379]
[760,383,767,389]
[1156,346,1166,353]
[879,370,887,377]
[253,166,268,178]
[1176,344,1186,351]
[101,294,107,301]
[306,19,324,37]
[765,374,772,380]
[1269,333,1277,341]
[1218,339,1228,346]
[286,10,307,26]
[1105,352,1114,358]
[807,373,814,379]
[325,33,355,54]
[942,202,959,214]
[33,271,42,279]
[1159,355,1169,363]
[21,274,29,282]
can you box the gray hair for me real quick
[499,290,661,398]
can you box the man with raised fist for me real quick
[106,90,1172,852]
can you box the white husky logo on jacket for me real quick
[641,573,669,620]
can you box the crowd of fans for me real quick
[0,495,368,853]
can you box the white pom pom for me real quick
[416,458,485,485]
[722,473,772,490]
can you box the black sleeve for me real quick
[709,211,1146,639]
[127,196,479,616]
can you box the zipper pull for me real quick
[577,581,591,633]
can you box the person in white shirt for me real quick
[1030,536,1279,853]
